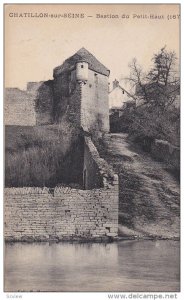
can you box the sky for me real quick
[5,4,180,90]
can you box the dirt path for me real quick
[100,133,180,239]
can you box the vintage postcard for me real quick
[4,3,180,295]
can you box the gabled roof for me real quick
[53,47,110,77]
[109,82,136,101]
[109,84,125,94]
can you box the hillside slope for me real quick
[99,133,180,239]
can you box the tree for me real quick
[147,46,180,109]
[125,58,150,104]
[125,46,180,109]
[148,46,178,86]
[118,46,180,146]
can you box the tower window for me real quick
[81,65,84,68]
[94,73,98,84]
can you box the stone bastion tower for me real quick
[5,48,110,134]
[53,47,110,133]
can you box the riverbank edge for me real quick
[4,235,180,243]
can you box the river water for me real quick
[4,240,179,292]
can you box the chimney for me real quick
[113,79,119,90]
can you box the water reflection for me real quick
[4,240,179,292]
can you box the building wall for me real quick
[53,71,81,125]
[109,87,128,109]
[4,88,36,126]
[53,67,110,132]
[5,82,54,126]
[81,69,109,133]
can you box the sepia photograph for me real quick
[4,3,180,294]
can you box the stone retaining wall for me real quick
[5,139,119,242]
[4,88,36,126]
[5,183,118,242]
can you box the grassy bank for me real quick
[5,121,83,187]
